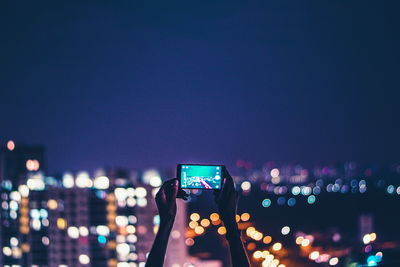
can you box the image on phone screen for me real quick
[179,165,223,189]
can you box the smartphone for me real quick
[177,164,224,190]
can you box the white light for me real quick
[42,236,50,245]
[127,188,136,197]
[27,178,45,190]
[115,188,128,200]
[126,225,136,234]
[271,168,280,177]
[116,243,130,256]
[30,209,40,219]
[127,197,136,207]
[149,176,162,187]
[94,176,109,189]
[3,246,12,256]
[241,181,251,191]
[329,257,339,265]
[363,234,371,244]
[68,226,79,239]
[10,237,19,247]
[18,185,30,197]
[309,251,319,260]
[63,173,74,188]
[281,226,290,235]
[135,187,147,198]
[127,234,137,243]
[76,172,92,188]
[79,226,89,236]
[9,200,18,211]
[143,169,161,186]
[117,263,130,267]
[10,191,21,202]
[137,198,147,207]
[79,254,90,264]
[32,219,41,231]
[116,216,129,227]
[96,225,110,236]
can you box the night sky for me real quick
[1,1,399,174]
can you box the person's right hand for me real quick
[213,167,239,229]
[155,178,188,226]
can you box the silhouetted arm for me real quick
[146,179,187,267]
[145,219,174,267]
[214,168,250,267]
[145,179,177,267]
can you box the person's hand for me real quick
[155,178,187,226]
[213,168,239,229]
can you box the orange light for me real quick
[57,218,67,229]
[194,226,204,235]
[189,221,198,229]
[236,214,241,222]
[301,239,310,247]
[211,219,221,226]
[263,235,272,244]
[200,219,210,227]
[47,199,58,210]
[246,227,256,237]
[241,213,250,222]
[210,213,219,221]
[190,213,200,222]
[26,159,40,171]
[296,236,304,245]
[217,226,226,235]
[247,242,256,251]
[21,243,30,253]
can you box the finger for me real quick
[156,188,167,203]
[171,179,179,199]
[177,189,189,199]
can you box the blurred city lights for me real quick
[329,257,339,265]
[7,140,15,151]
[241,181,251,191]
[281,226,290,235]
[272,242,282,251]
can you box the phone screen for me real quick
[179,164,223,189]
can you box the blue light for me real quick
[367,256,378,266]
[288,198,296,207]
[153,215,160,225]
[307,195,316,204]
[98,235,107,244]
[277,197,286,205]
[262,199,271,208]
[96,190,107,199]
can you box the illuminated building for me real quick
[0,142,46,186]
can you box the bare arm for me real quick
[214,168,250,267]
[145,220,174,267]
[146,179,187,267]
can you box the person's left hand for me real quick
[155,178,187,225]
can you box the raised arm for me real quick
[214,168,251,267]
[145,179,186,267]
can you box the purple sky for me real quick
[1,1,399,173]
